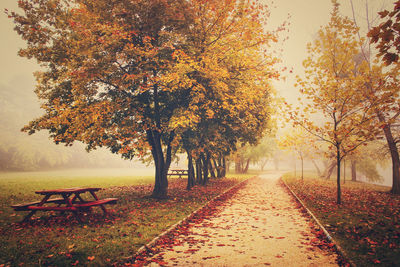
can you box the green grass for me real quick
[0,170,250,266]
[282,173,400,266]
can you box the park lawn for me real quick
[0,171,251,266]
[282,174,400,267]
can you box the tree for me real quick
[9,0,198,198]
[279,128,314,180]
[289,1,379,204]
[350,0,400,194]
[346,141,386,183]
[8,0,280,198]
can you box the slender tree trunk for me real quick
[195,157,202,184]
[343,159,346,184]
[186,150,195,190]
[209,158,216,178]
[311,159,322,177]
[336,146,341,205]
[377,113,400,194]
[243,158,250,173]
[324,161,336,180]
[222,157,226,177]
[260,159,268,171]
[201,152,209,185]
[351,160,357,181]
[213,158,221,178]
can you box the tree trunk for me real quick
[343,159,346,184]
[147,130,174,199]
[336,146,341,205]
[214,158,221,178]
[222,157,226,177]
[201,152,209,185]
[351,160,357,181]
[311,159,322,177]
[186,150,195,190]
[209,157,216,178]
[243,158,250,173]
[195,157,202,185]
[383,124,400,194]
[376,112,400,194]
[323,161,336,180]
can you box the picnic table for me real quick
[168,169,188,178]
[11,187,117,223]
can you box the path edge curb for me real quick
[129,176,254,263]
[280,177,356,267]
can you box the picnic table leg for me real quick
[89,191,108,215]
[22,210,37,223]
[21,195,51,223]
[60,193,83,222]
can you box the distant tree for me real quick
[279,128,314,180]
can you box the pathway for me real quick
[143,172,339,266]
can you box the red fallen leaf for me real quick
[88,256,95,261]
[217,244,226,246]
[275,255,283,258]
[72,260,79,266]
[276,237,285,239]
[373,259,381,264]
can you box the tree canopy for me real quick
[8,0,281,198]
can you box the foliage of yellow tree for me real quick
[8,0,281,198]
[162,0,281,187]
[278,127,315,180]
[288,1,379,204]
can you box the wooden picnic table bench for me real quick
[11,187,117,223]
[167,169,188,178]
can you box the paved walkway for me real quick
[145,173,339,266]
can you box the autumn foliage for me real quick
[7,0,281,198]
[369,1,400,65]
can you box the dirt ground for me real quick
[144,172,339,266]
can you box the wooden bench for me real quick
[168,169,188,178]
[75,198,118,208]
[11,198,65,211]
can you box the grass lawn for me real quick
[282,173,400,267]
[0,169,254,266]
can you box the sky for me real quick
[1,0,393,108]
[0,0,394,172]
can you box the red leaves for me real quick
[284,177,400,266]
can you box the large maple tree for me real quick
[9,0,280,198]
